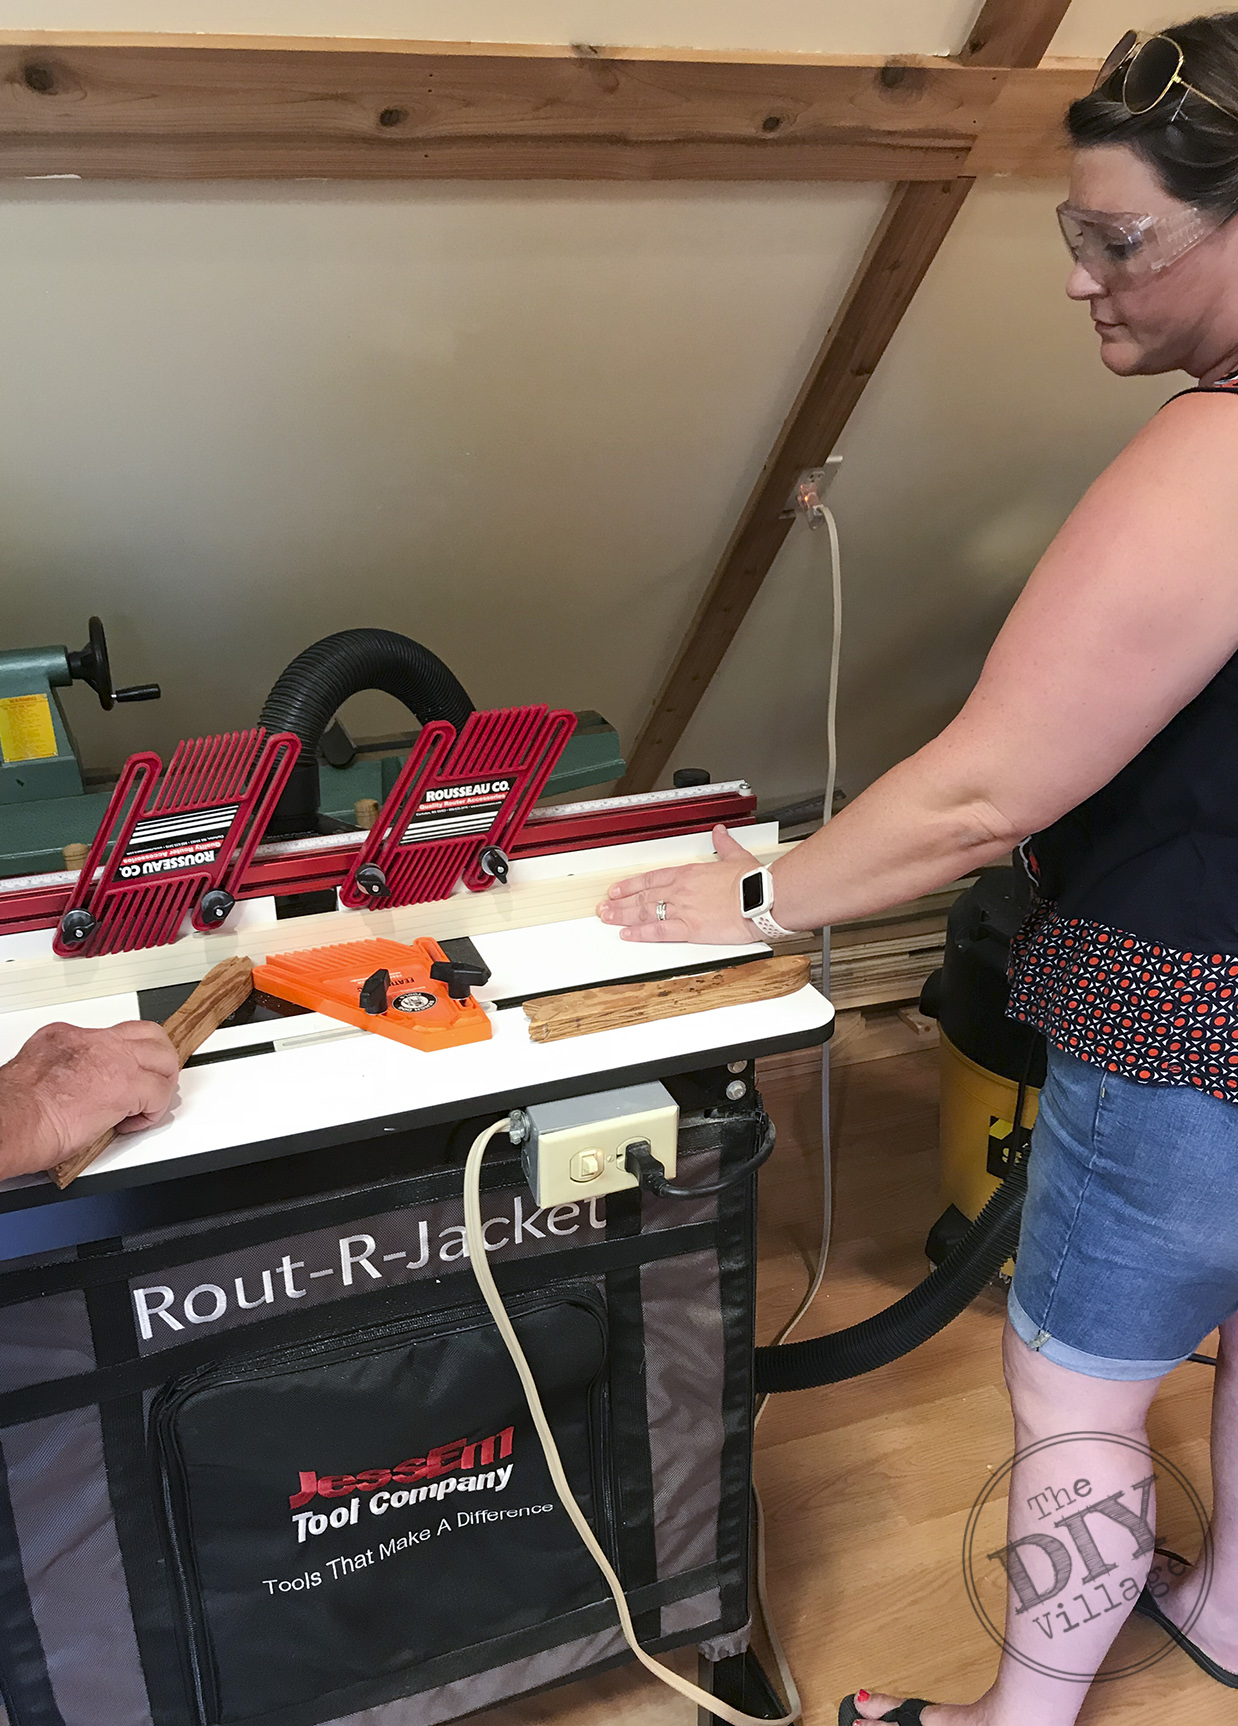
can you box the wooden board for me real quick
[771,878,967,1009]
[0,36,1093,183]
[50,955,254,1187]
[0,839,795,1016]
[829,929,946,1011]
[524,953,810,1042]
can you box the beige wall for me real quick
[0,1,1197,803]
[0,0,1185,55]
[0,179,890,781]
[0,2,979,55]
[1049,0,1180,58]
[677,182,1172,799]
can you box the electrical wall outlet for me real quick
[519,1082,679,1208]
[784,454,843,523]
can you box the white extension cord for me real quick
[457,504,844,1725]
[760,501,842,1363]
[462,1118,797,1726]
[749,500,843,1713]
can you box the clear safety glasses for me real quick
[1058,29,1238,285]
[1094,29,1238,125]
[1056,200,1215,285]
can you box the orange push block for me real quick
[253,937,491,1052]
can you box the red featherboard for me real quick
[0,784,759,941]
[52,729,299,957]
[340,705,575,909]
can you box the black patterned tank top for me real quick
[1008,371,1238,1099]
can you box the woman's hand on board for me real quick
[597,825,762,944]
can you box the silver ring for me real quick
[655,900,668,922]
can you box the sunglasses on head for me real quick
[1095,29,1238,126]
[1062,32,1238,284]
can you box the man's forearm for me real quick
[0,1082,50,1180]
[769,749,1021,930]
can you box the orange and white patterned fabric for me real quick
[1009,897,1238,1100]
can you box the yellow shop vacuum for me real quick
[755,866,1046,1394]
[919,868,1048,1273]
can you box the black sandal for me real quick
[838,1699,933,1724]
[1133,1551,1238,1689]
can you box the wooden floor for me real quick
[480,1014,1220,1726]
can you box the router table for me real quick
[0,818,832,1726]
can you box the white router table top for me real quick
[0,826,832,1194]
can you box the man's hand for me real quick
[597,825,763,944]
[0,1021,180,1179]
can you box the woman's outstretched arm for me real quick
[601,392,1238,943]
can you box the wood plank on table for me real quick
[50,956,255,1187]
[524,953,810,1042]
[0,841,794,1015]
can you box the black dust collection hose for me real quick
[258,628,475,836]
[753,1160,1028,1395]
[754,867,1044,1394]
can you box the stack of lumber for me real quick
[768,880,973,1013]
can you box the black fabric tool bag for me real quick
[153,1291,612,1725]
[0,1106,762,1726]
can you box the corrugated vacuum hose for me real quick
[258,628,475,834]
[752,1158,1028,1393]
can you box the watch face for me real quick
[741,871,765,915]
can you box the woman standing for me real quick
[600,17,1238,1723]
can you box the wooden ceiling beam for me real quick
[0,37,1094,182]
[965,64,1087,175]
[615,0,1078,793]
[959,0,1073,68]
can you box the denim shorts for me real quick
[1008,1043,1238,1379]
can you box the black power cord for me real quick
[625,1117,777,1199]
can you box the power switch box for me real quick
[520,1082,679,1208]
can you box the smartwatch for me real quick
[738,867,795,941]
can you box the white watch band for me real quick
[747,907,796,941]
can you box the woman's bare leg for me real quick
[1156,1309,1238,1667]
[853,1321,1164,1725]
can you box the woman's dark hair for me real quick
[1068,12,1238,216]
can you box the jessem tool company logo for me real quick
[288,1425,515,1544]
[265,1423,558,1595]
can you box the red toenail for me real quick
[856,1693,869,1704]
